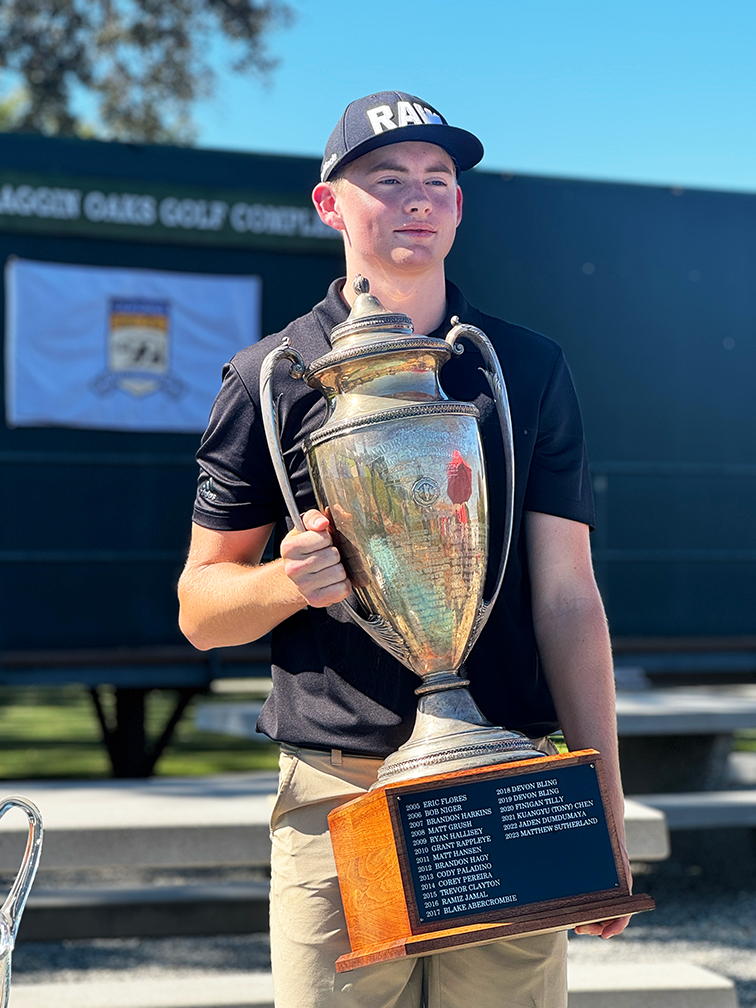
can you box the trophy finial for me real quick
[349,274,384,319]
[330,275,414,346]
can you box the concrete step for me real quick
[727,750,756,786]
[9,973,275,1007]
[195,702,267,741]
[203,688,756,739]
[0,771,666,943]
[14,807,664,942]
[567,961,738,1007]
[7,963,738,1008]
[628,789,756,830]
[623,798,669,861]
[0,773,279,872]
[0,773,669,874]
[18,881,270,942]
[615,685,756,735]
[19,810,669,941]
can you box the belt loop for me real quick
[331,748,343,766]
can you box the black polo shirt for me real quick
[193,279,594,755]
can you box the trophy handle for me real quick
[260,338,309,535]
[445,319,516,660]
[0,797,43,1008]
[260,340,413,666]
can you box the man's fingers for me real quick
[573,922,604,936]
[574,914,632,939]
[280,509,351,607]
[301,508,331,533]
[285,545,346,584]
[283,535,339,566]
[305,580,353,607]
[597,914,632,938]
[281,511,333,563]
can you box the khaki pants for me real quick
[269,743,567,1008]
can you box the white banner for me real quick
[5,257,261,432]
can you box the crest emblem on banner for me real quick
[93,298,184,398]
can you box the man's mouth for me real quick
[395,225,436,235]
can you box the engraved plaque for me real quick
[394,761,619,926]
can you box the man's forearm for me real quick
[532,592,625,844]
[178,557,306,650]
[178,512,351,651]
[525,511,631,937]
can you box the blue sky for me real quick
[195,0,755,193]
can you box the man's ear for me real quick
[312,182,345,232]
[456,184,463,227]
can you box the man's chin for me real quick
[389,247,436,268]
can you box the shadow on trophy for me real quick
[0,798,43,1005]
[261,277,653,971]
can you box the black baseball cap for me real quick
[320,91,484,182]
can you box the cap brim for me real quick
[324,124,484,181]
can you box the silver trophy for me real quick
[0,797,43,1007]
[261,277,543,785]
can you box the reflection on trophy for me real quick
[0,797,43,1007]
[261,277,652,971]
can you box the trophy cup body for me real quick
[261,277,542,782]
[261,278,652,970]
[308,405,486,684]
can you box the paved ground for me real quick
[570,863,756,1006]
[12,933,272,984]
[9,826,756,1006]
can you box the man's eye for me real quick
[377,177,400,184]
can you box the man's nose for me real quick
[404,182,431,213]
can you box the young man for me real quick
[179,91,629,1008]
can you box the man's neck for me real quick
[341,262,448,336]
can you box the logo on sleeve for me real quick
[198,477,218,502]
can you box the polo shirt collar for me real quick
[312,278,476,345]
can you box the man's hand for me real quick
[574,845,633,938]
[281,509,352,607]
[574,914,632,939]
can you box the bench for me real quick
[0,645,271,778]
[195,699,268,741]
[612,635,756,685]
[4,636,752,780]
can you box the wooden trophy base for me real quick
[328,750,654,972]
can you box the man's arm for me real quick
[178,510,351,650]
[525,509,631,938]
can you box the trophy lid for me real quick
[330,276,414,347]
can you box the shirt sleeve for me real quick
[192,360,282,531]
[523,351,595,526]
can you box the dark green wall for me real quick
[447,173,756,636]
